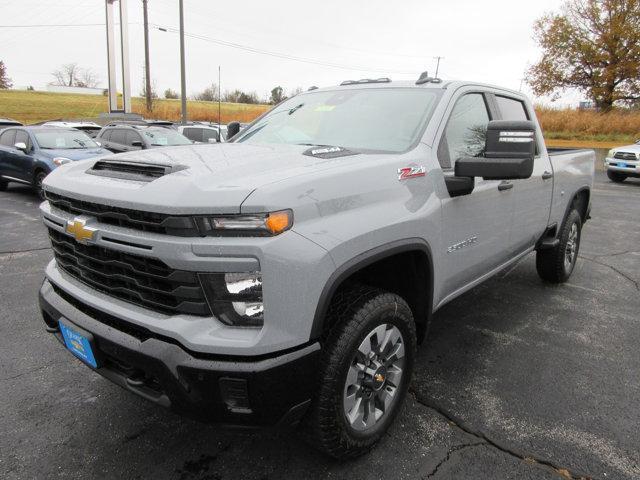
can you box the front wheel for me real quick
[305,286,416,459]
[536,209,582,283]
[33,171,47,200]
[607,170,627,183]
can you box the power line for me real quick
[0,23,139,28]
[154,24,420,75]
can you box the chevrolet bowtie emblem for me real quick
[65,217,97,244]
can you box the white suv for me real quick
[605,142,640,183]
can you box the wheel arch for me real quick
[310,238,434,344]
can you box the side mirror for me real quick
[14,142,28,153]
[455,120,536,180]
[131,141,143,147]
[226,121,240,140]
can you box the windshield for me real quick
[34,130,99,149]
[236,88,441,153]
[142,128,192,146]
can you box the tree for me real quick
[193,83,219,102]
[140,79,158,112]
[527,0,640,111]
[270,86,284,104]
[164,88,179,99]
[51,63,100,88]
[0,61,12,89]
[165,89,178,99]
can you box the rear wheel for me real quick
[33,170,47,199]
[536,209,582,283]
[607,170,627,183]
[0,177,7,191]
[305,285,416,459]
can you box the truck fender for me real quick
[310,238,434,342]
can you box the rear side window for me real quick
[100,130,111,141]
[110,129,127,145]
[202,129,219,143]
[495,96,529,121]
[125,130,142,146]
[437,93,490,169]
[0,129,16,147]
[182,128,203,142]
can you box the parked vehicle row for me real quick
[0,126,111,198]
[38,76,595,458]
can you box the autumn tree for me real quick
[0,61,13,89]
[270,86,284,104]
[527,0,640,110]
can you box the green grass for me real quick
[0,89,270,124]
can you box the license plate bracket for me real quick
[59,319,100,368]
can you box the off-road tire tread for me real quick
[607,170,627,183]
[304,284,416,459]
[536,209,582,283]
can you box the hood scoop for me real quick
[87,159,187,182]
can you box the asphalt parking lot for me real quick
[1,171,638,480]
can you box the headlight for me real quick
[53,157,72,166]
[607,149,616,158]
[199,272,263,327]
[194,209,293,236]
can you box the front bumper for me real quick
[39,279,320,427]
[604,157,640,177]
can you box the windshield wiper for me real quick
[288,103,304,115]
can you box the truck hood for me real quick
[43,142,364,214]
[614,143,640,155]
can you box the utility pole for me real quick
[433,56,444,78]
[142,0,152,112]
[179,0,187,124]
[218,65,221,130]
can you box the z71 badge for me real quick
[398,166,426,180]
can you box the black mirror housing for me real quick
[226,121,240,140]
[455,120,536,180]
[131,141,143,147]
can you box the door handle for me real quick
[542,171,553,180]
[498,181,513,191]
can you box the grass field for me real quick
[1,90,638,149]
[0,90,270,124]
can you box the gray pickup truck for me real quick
[38,75,595,458]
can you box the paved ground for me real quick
[1,172,638,480]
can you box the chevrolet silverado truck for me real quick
[38,75,595,459]
[604,141,640,182]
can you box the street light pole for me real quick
[142,0,152,113]
[179,0,187,124]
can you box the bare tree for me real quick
[77,68,100,88]
[52,63,79,86]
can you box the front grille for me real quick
[48,228,210,316]
[614,151,637,161]
[46,192,200,236]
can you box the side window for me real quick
[110,129,127,145]
[0,129,16,147]
[14,130,30,150]
[495,96,529,121]
[182,128,202,142]
[201,129,219,143]
[100,130,112,141]
[437,93,490,169]
[125,130,142,146]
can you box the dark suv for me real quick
[96,125,192,153]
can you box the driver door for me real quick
[436,91,516,302]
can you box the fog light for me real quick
[199,272,263,327]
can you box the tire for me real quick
[0,178,7,191]
[304,285,417,459]
[607,170,627,183]
[536,209,582,283]
[33,170,47,200]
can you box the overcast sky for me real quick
[0,0,580,105]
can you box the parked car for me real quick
[0,126,111,198]
[0,118,23,130]
[176,123,223,143]
[604,142,640,182]
[39,76,594,458]
[41,121,103,138]
[96,125,192,153]
[105,119,176,129]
